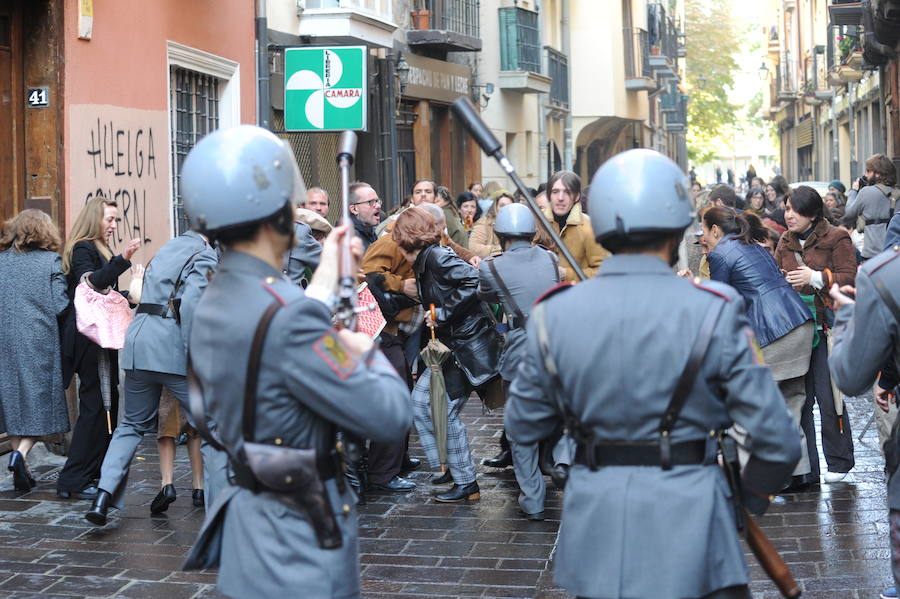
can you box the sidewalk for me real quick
[0,393,893,598]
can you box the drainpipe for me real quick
[386,53,400,209]
[561,0,572,171]
[256,0,270,129]
[831,89,840,180]
[848,81,858,178]
[537,0,548,181]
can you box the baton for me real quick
[335,131,359,330]
[450,97,587,282]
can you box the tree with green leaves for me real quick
[685,0,740,163]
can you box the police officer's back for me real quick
[505,150,801,599]
[179,127,410,598]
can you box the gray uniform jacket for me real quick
[121,231,217,376]
[846,186,892,258]
[188,250,410,599]
[505,255,801,599]
[829,247,900,508]
[477,240,560,381]
[283,221,322,286]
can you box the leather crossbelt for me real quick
[136,303,169,317]
[574,440,708,468]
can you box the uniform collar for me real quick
[504,239,532,252]
[597,254,674,276]
[220,248,284,279]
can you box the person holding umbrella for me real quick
[58,195,141,500]
[393,206,503,502]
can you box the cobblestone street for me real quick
[0,393,894,598]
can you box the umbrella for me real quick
[826,328,844,433]
[97,348,114,434]
[420,304,451,470]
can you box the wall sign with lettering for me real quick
[27,87,50,108]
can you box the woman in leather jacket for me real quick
[392,207,502,503]
[702,207,816,492]
[775,186,857,485]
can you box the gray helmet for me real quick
[589,149,692,243]
[494,203,536,237]
[181,125,306,233]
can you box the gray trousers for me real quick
[803,341,854,476]
[201,436,229,511]
[98,369,191,509]
[780,376,812,477]
[510,440,546,515]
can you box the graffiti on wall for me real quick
[69,105,170,264]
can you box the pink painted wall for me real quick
[62,0,256,265]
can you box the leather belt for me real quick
[574,440,709,468]
[866,218,891,226]
[136,303,170,318]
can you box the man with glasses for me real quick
[349,182,381,251]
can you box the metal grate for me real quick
[271,110,343,223]
[431,0,480,38]
[170,66,220,236]
[623,27,651,79]
[546,47,569,108]
[499,7,541,74]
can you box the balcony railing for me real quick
[662,92,687,131]
[426,0,479,38]
[648,1,678,61]
[546,47,569,108]
[499,6,541,73]
[624,27,652,79]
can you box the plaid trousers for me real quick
[411,367,476,485]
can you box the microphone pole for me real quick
[450,97,587,282]
[335,130,358,329]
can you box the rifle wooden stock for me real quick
[744,509,801,598]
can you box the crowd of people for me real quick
[4,126,900,598]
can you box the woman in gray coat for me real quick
[0,209,71,490]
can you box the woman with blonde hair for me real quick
[469,190,515,257]
[0,210,70,490]
[57,195,141,500]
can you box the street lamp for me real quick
[758,62,770,81]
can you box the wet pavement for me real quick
[0,392,893,598]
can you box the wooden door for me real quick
[0,2,24,222]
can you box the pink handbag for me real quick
[74,273,134,350]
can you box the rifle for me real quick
[719,435,801,598]
[335,130,359,330]
[450,97,587,282]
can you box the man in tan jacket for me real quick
[543,171,609,281]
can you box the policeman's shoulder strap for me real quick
[658,296,726,469]
[531,302,580,436]
[487,258,527,325]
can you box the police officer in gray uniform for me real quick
[505,149,801,599]
[283,219,321,287]
[85,229,217,525]
[178,126,411,599]
[478,203,560,519]
[828,246,900,598]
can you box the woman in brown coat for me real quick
[775,185,857,486]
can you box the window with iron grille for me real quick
[170,66,220,236]
[499,7,541,74]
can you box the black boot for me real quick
[85,489,113,526]
[150,484,177,514]
[431,470,452,485]
[434,481,480,503]
[192,489,205,508]
[482,449,512,469]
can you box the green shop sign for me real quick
[284,46,367,132]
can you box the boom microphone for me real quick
[336,130,357,168]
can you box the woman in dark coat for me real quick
[703,207,816,491]
[0,210,71,490]
[57,196,141,499]
[775,186,858,485]
[393,207,501,502]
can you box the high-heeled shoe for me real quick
[434,481,480,503]
[8,450,35,491]
[150,484,177,514]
